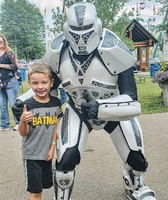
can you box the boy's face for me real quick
[29,72,53,100]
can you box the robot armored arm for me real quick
[81,66,141,121]
[96,66,141,121]
[12,89,35,121]
[97,94,141,121]
[81,94,141,121]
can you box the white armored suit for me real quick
[42,2,157,200]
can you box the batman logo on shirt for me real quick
[31,112,58,128]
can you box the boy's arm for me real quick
[18,104,33,137]
[46,120,59,161]
[51,127,58,146]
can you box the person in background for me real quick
[133,60,140,72]
[0,33,19,131]
[18,62,62,200]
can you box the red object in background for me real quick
[139,3,145,10]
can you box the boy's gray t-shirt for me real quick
[22,96,62,160]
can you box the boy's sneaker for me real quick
[13,124,19,131]
[0,127,11,132]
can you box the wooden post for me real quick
[130,30,132,41]
[162,84,168,107]
[146,46,149,69]
[139,47,142,71]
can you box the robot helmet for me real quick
[63,2,102,55]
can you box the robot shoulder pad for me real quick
[43,33,65,73]
[98,28,136,75]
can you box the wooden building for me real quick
[126,19,157,71]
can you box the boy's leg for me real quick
[42,160,53,189]
[29,192,42,200]
[24,160,44,200]
[29,161,52,200]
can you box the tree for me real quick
[0,0,45,61]
[50,7,63,35]
[157,0,168,37]
[51,0,134,48]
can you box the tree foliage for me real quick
[0,0,45,61]
[50,7,63,35]
[157,0,168,37]
[51,0,134,48]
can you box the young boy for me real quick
[18,62,62,200]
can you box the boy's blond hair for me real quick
[28,61,53,81]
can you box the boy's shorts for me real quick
[24,159,53,193]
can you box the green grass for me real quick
[9,81,31,127]
[19,81,31,94]
[9,76,168,126]
[135,74,168,114]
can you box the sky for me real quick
[33,0,164,27]
[0,0,165,27]
[124,0,164,24]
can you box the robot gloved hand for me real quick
[12,99,24,121]
[81,100,99,119]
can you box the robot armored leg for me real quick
[53,168,75,200]
[123,168,155,200]
[123,157,155,200]
[53,103,90,200]
[106,118,156,200]
[53,145,80,200]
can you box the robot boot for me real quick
[123,170,156,200]
[53,169,75,200]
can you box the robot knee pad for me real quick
[53,170,75,200]
[57,146,81,171]
[127,150,148,172]
[54,170,75,190]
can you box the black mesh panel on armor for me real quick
[61,108,69,145]
[130,118,142,147]
[127,150,148,172]
[75,5,86,26]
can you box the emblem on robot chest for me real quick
[68,50,95,85]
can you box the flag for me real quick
[62,0,66,14]
[153,5,156,15]
[136,3,139,14]
[44,6,46,17]
[139,3,145,10]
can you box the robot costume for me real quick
[13,2,156,200]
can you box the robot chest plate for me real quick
[60,52,118,103]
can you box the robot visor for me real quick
[70,24,93,31]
